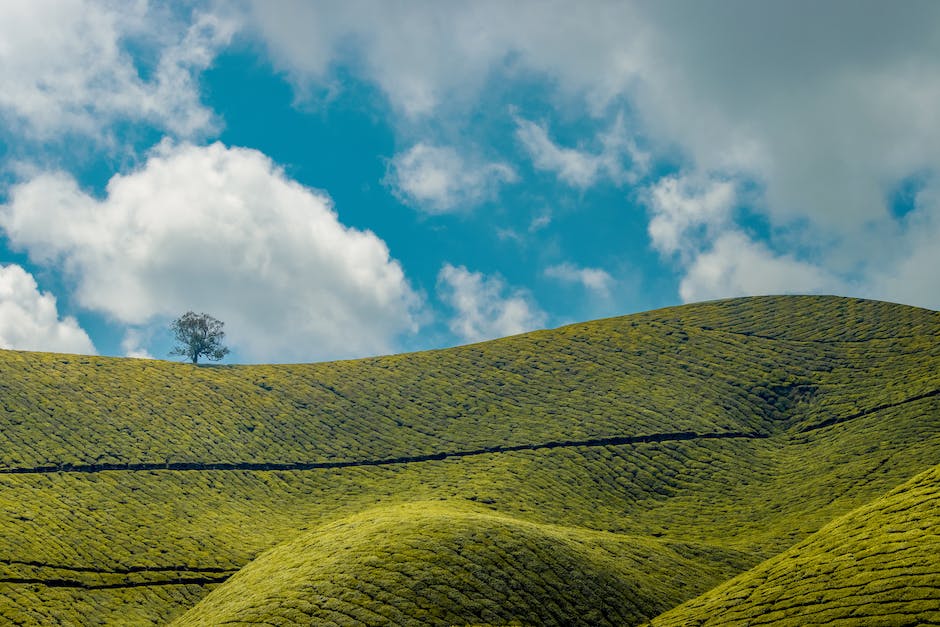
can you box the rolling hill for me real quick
[648,462,940,626]
[0,295,936,625]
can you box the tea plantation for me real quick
[649,462,940,626]
[0,295,936,625]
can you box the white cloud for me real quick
[0,142,421,362]
[0,0,236,140]
[437,264,546,343]
[865,181,940,311]
[515,119,599,188]
[246,1,647,118]
[529,212,552,232]
[644,173,842,303]
[0,264,95,354]
[120,328,153,359]
[650,172,940,309]
[631,3,940,229]
[678,231,841,304]
[245,1,940,224]
[495,211,553,245]
[245,2,940,308]
[646,175,736,257]
[515,114,647,188]
[544,263,614,297]
[388,143,517,213]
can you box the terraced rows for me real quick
[171,502,748,627]
[0,429,765,475]
[648,463,940,626]
[0,296,936,624]
[6,298,935,472]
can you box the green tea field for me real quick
[0,295,937,625]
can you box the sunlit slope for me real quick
[0,295,936,624]
[172,501,749,627]
[649,463,940,626]
[3,296,936,469]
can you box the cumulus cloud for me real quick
[642,172,844,303]
[245,1,940,306]
[437,264,546,343]
[120,328,154,360]
[0,0,236,139]
[515,114,647,188]
[0,142,421,362]
[865,181,940,311]
[246,1,646,118]
[632,2,940,229]
[0,264,95,354]
[678,231,841,304]
[544,263,614,297]
[648,171,940,309]
[388,143,517,213]
[645,175,736,258]
[248,0,940,230]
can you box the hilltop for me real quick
[0,295,936,624]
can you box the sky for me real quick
[1,0,939,364]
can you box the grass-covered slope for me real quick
[649,462,940,626]
[0,295,936,624]
[172,501,744,627]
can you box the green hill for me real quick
[172,501,741,626]
[0,295,936,624]
[648,462,940,626]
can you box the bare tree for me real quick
[169,312,230,364]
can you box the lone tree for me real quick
[169,312,230,364]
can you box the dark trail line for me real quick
[799,388,940,433]
[0,576,230,590]
[4,385,934,476]
[0,559,236,576]
[0,430,767,475]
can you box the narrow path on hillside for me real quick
[0,575,230,590]
[1,390,935,593]
[0,430,767,475]
[1,387,935,476]
[797,388,940,433]
[0,559,236,575]
[696,325,938,344]
[0,560,239,591]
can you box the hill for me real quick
[648,462,940,626]
[0,295,936,624]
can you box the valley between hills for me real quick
[0,295,937,625]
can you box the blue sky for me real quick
[1,1,939,363]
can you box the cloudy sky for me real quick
[1,1,938,363]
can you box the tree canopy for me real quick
[169,312,230,364]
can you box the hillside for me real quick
[0,295,937,624]
[649,462,940,626]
